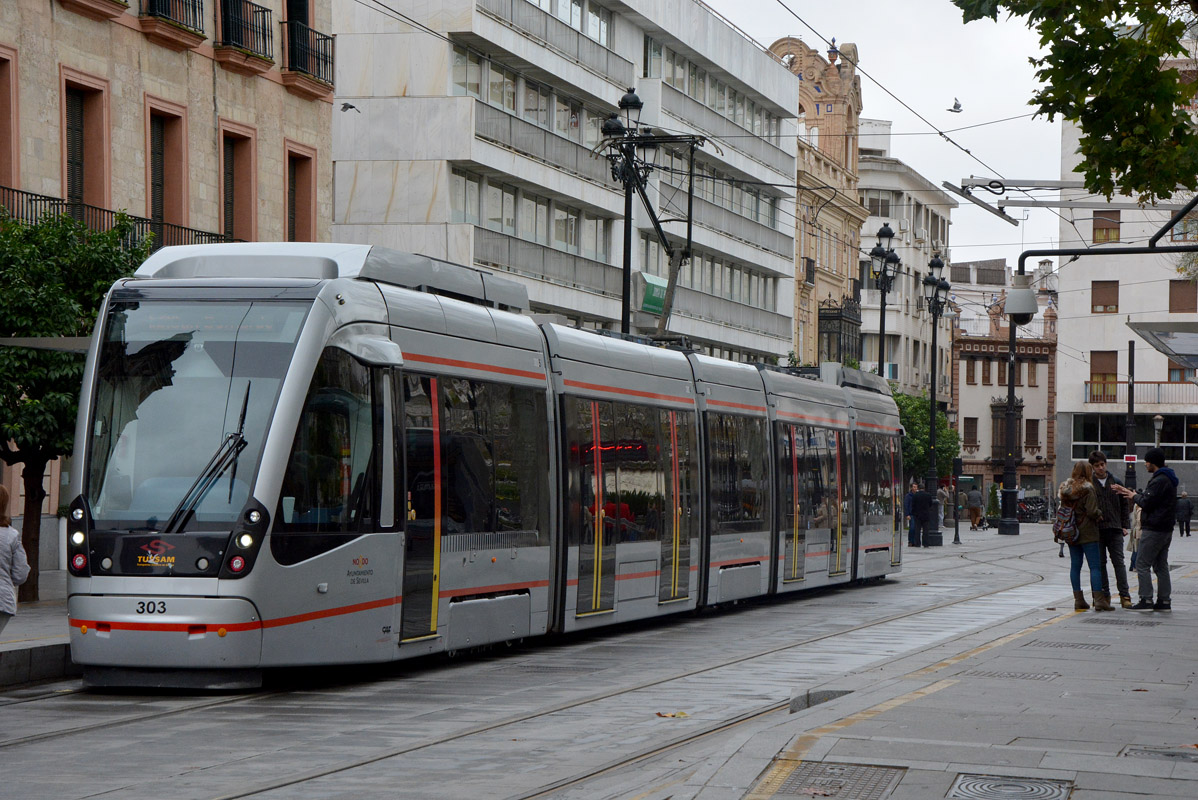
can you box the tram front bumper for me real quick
[69,595,263,668]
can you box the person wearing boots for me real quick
[1059,460,1110,611]
[1089,451,1133,608]
[1176,491,1192,537]
[1114,447,1177,610]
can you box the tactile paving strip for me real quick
[1081,617,1162,627]
[961,670,1059,681]
[770,762,904,798]
[1020,639,1110,649]
[948,773,1072,799]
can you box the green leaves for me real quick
[893,389,961,482]
[950,0,1198,203]
[0,213,147,466]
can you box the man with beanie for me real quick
[1088,451,1132,608]
[1114,447,1177,610]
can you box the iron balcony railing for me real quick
[1084,380,1198,405]
[283,20,334,84]
[143,0,205,32]
[217,0,274,61]
[0,185,235,252]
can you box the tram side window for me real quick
[493,384,549,541]
[803,426,835,532]
[708,413,770,533]
[887,436,903,531]
[835,431,854,532]
[856,433,890,526]
[273,348,379,565]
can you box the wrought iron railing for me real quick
[151,221,238,249]
[217,0,274,60]
[144,0,205,32]
[0,185,65,225]
[283,20,334,84]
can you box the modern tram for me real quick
[65,243,905,688]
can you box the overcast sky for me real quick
[704,0,1061,272]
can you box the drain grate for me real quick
[948,773,1072,799]
[772,762,904,798]
[961,670,1059,681]
[1125,747,1198,763]
[1170,590,1198,595]
[1021,640,1109,650]
[1081,617,1162,627]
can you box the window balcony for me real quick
[281,20,334,100]
[474,101,612,186]
[475,227,620,296]
[658,178,793,259]
[58,0,129,22]
[140,0,207,52]
[215,0,274,76]
[476,0,634,89]
[660,84,794,177]
[1084,380,1198,405]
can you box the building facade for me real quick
[1,0,334,557]
[768,37,867,366]
[950,260,1058,498]
[1055,119,1198,490]
[856,119,956,404]
[332,0,798,361]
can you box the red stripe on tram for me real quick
[564,379,694,406]
[405,352,546,381]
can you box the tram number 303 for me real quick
[136,601,167,614]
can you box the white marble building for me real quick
[331,0,799,361]
[856,119,956,403]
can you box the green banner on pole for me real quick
[640,273,668,315]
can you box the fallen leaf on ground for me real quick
[655,711,689,718]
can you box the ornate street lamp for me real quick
[922,253,949,546]
[868,223,901,378]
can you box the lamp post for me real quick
[868,223,901,378]
[922,254,949,546]
[1154,414,1164,447]
[998,268,1040,535]
[605,88,643,336]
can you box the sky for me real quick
[704,0,1061,272]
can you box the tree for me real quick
[892,389,961,484]
[0,213,148,602]
[951,1,1198,203]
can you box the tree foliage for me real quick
[0,213,148,601]
[892,389,960,483]
[952,1,1198,202]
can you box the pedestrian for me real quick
[903,482,916,545]
[910,483,934,547]
[937,484,950,528]
[966,485,983,530]
[0,485,32,636]
[1114,447,1177,610]
[1175,491,1192,537]
[1058,461,1110,611]
[1088,451,1133,608]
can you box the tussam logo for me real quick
[137,539,177,566]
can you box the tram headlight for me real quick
[71,531,86,546]
[71,508,84,521]
[100,557,112,571]
[246,510,261,524]
[237,533,254,549]
[72,553,87,571]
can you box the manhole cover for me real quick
[961,670,1059,681]
[948,773,1072,799]
[772,762,903,798]
[1081,617,1162,627]
[1125,747,1198,762]
[1021,640,1109,650]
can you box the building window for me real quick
[61,68,110,209]
[1089,350,1118,403]
[1091,280,1119,313]
[586,4,610,46]
[488,65,517,113]
[1093,210,1120,243]
[219,119,256,241]
[998,357,1007,386]
[643,36,662,78]
[452,46,482,98]
[1025,418,1040,447]
[553,204,579,252]
[523,81,550,129]
[145,96,187,240]
[285,139,316,242]
[449,168,480,224]
[1168,360,1195,383]
[0,45,16,187]
[1170,214,1198,242]
[1028,361,1038,387]
[982,359,991,386]
[1014,360,1022,387]
[1170,279,1198,314]
[863,189,890,218]
[963,417,978,446]
[965,358,976,385]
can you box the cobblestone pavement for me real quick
[3,526,1195,800]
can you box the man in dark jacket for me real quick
[1089,450,1132,608]
[1176,491,1193,537]
[909,484,935,547]
[1115,447,1178,610]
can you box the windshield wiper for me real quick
[164,382,251,533]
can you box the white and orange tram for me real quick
[65,244,905,688]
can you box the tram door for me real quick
[658,409,692,603]
[400,374,439,640]
[574,399,617,615]
[778,424,805,583]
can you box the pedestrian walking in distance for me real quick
[1089,451,1133,608]
[0,485,32,635]
[966,485,983,530]
[1058,461,1111,611]
[910,483,934,548]
[937,484,950,528]
[1176,491,1192,537]
[1114,447,1177,611]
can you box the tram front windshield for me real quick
[86,298,309,532]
